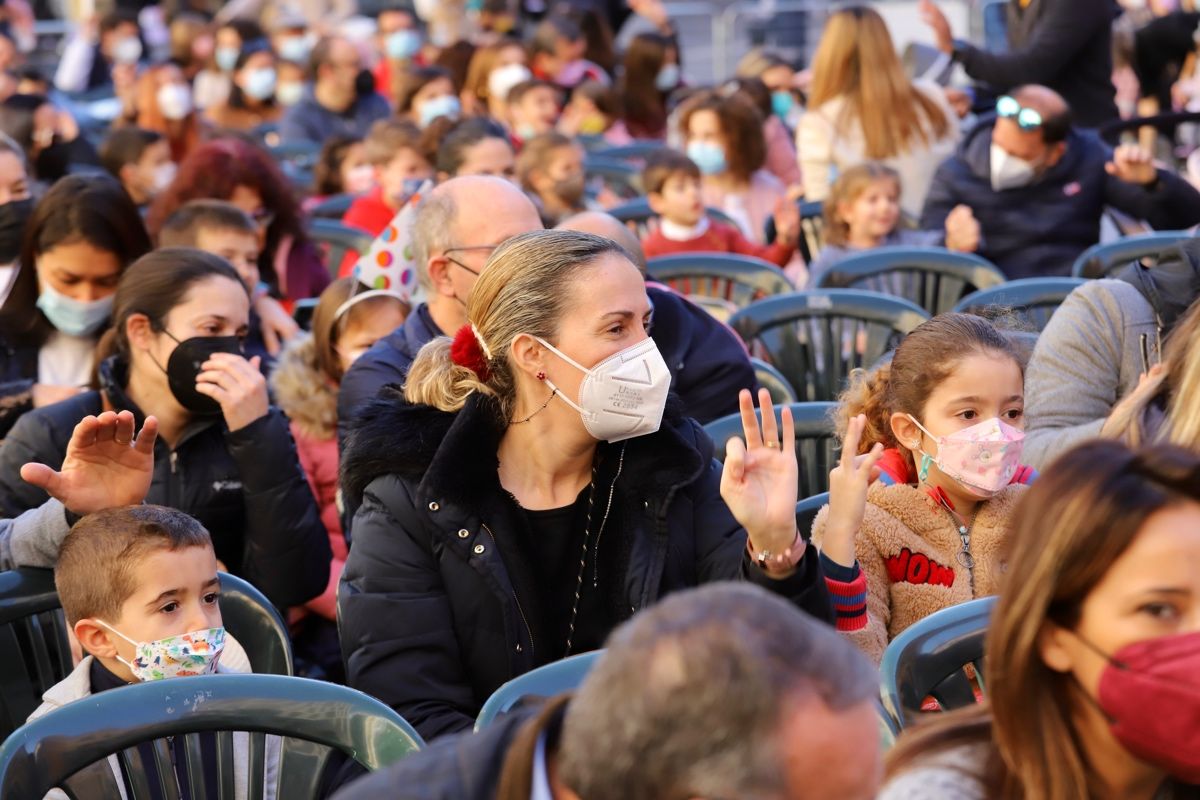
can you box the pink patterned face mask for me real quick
[907,415,1025,498]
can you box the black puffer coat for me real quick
[338,389,833,741]
[0,356,331,608]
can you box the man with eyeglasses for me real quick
[279,35,390,145]
[921,84,1200,279]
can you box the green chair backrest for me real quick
[764,201,825,264]
[293,298,318,331]
[475,651,602,731]
[308,193,357,219]
[729,290,930,403]
[952,277,1087,332]
[879,596,996,731]
[587,141,666,162]
[0,569,70,742]
[795,492,829,541]
[816,247,1007,316]
[647,253,794,310]
[308,219,374,280]
[607,197,738,238]
[751,358,798,405]
[1070,231,1191,279]
[705,403,838,498]
[583,155,642,201]
[0,674,424,799]
[216,573,293,677]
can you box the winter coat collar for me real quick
[98,356,222,444]
[270,334,337,440]
[1117,237,1200,336]
[341,388,708,514]
[865,480,1026,542]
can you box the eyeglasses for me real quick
[250,208,275,228]
[443,244,500,277]
[996,95,1043,131]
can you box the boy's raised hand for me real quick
[21,410,158,515]
[822,414,884,568]
[773,197,801,246]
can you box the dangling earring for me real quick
[918,453,933,483]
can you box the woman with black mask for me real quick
[0,133,34,297]
[0,248,331,610]
[0,175,151,438]
[0,95,102,185]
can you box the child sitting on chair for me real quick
[805,162,981,288]
[31,505,270,799]
[640,148,802,270]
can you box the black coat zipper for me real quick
[482,523,536,659]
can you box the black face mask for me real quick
[160,332,245,416]
[355,69,376,98]
[35,138,71,182]
[0,197,33,264]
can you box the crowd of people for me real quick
[0,0,1199,797]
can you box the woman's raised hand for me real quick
[719,389,801,558]
[195,353,269,432]
[823,414,884,568]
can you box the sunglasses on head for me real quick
[996,95,1043,131]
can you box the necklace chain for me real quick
[564,444,624,657]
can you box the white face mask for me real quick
[488,63,532,103]
[276,81,305,106]
[151,162,177,194]
[157,83,194,120]
[989,142,1039,191]
[534,336,672,443]
[344,163,376,194]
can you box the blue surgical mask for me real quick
[277,36,311,63]
[419,94,460,127]
[771,90,794,119]
[686,141,727,176]
[385,29,421,60]
[242,67,277,101]
[655,63,680,92]
[215,46,239,72]
[37,284,114,337]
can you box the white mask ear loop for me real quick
[535,336,591,417]
[97,620,141,670]
[905,413,942,474]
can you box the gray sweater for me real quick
[0,499,73,571]
[1023,279,1158,469]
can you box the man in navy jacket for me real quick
[921,84,1200,279]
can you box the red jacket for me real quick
[339,188,397,278]
[642,221,795,268]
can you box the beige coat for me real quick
[812,482,1026,663]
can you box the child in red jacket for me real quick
[641,149,801,268]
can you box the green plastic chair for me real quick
[0,569,70,742]
[729,290,930,403]
[583,155,642,201]
[952,277,1087,332]
[751,358,798,404]
[705,403,838,498]
[587,141,666,162]
[475,651,602,731]
[1070,231,1191,279]
[765,200,825,264]
[795,492,829,541]
[879,596,997,731]
[217,573,294,677]
[607,197,738,238]
[308,193,357,219]
[292,298,318,331]
[816,247,1007,316]
[647,253,794,311]
[0,674,424,799]
[308,219,374,280]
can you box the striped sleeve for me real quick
[819,553,868,631]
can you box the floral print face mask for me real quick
[99,621,226,681]
[907,415,1025,498]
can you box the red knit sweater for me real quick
[642,221,795,268]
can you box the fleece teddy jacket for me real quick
[812,481,1027,664]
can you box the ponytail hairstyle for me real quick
[822,162,901,247]
[404,230,633,422]
[95,248,246,365]
[835,313,1023,476]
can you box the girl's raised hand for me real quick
[823,413,884,568]
[719,389,801,559]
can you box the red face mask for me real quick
[1087,630,1200,783]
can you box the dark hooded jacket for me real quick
[921,119,1200,279]
[1116,237,1200,335]
[0,356,331,608]
[337,390,833,741]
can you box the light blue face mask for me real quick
[215,46,239,73]
[419,94,460,127]
[655,63,680,92]
[37,284,114,337]
[686,140,727,176]
[242,67,277,101]
[385,29,421,60]
[771,90,794,119]
[277,36,311,64]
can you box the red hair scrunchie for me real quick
[450,324,492,382]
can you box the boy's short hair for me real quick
[363,118,424,167]
[516,131,576,188]
[642,149,701,196]
[531,15,581,55]
[55,505,213,627]
[99,127,163,178]
[507,78,558,106]
[159,200,258,248]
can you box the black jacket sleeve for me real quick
[338,475,479,740]
[0,407,66,518]
[0,378,34,439]
[224,409,332,608]
[955,0,1106,88]
[1103,168,1200,231]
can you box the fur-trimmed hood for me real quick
[270,334,338,440]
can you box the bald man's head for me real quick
[557,211,647,274]
[992,84,1072,178]
[1010,85,1071,143]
